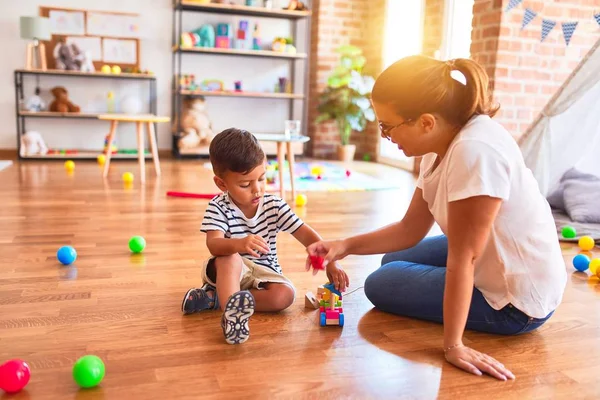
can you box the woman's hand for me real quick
[305,239,349,268]
[445,345,515,381]
[324,262,350,292]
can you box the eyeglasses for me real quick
[378,119,413,141]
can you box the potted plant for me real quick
[316,44,376,161]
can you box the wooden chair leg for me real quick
[286,142,296,201]
[277,142,285,200]
[137,122,146,184]
[146,122,161,176]
[102,121,118,178]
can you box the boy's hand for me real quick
[237,235,269,258]
[326,262,349,292]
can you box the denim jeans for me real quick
[364,235,554,335]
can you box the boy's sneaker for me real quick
[181,283,218,315]
[221,290,255,345]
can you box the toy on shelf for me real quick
[103,133,117,155]
[234,80,242,91]
[174,97,215,153]
[216,23,233,48]
[49,86,80,113]
[235,21,249,49]
[53,36,82,71]
[285,1,309,10]
[252,23,261,50]
[272,37,296,53]
[20,131,48,156]
[198,25,216,47]
[179,74,199,91]
[24,87,46,112]
[275,77,291,93]
[107,91,115,113]
[200,79,225,92]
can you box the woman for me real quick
[307,56,567,381]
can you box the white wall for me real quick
[0,0,305,152]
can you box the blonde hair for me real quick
[372,55,499,127]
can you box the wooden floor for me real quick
[0,157,596,399]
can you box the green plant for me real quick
[315,45,376,146]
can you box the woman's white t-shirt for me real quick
[417,114,567,319]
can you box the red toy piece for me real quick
[166,191,219,199]
[345,169,351,177]
[310,255,325,270]
[0,359,31,393]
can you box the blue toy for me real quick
[573,254,590,272]
[57,246,77,265]
[196,25,215,48]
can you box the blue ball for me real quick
[573,254,590,271]
[57,246,77,265]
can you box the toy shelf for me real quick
[180,89,304,99]
[14,69,157,160]
[174,1,311,19]
[21,151,152,160]
[15,69,156,81]
[173,45,307,59]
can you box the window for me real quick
[440,0,475,60]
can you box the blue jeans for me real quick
[364,235,554,335]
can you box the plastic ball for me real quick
[97,154,106,165]
[589,258,600,275]
[64,160,75,170]
[57,246,77,265]
[0,359,31,393]
[295,194,307,207]
[111,65,121,74]
[345,169,351,177]
[573,254,590,272]
[310,166,323,176]
[72,355,105,388]
[578,236,595,251]
[128,236,146,253]
[101,65,111,74]
[561,226,577,239]
[122,172,134,183]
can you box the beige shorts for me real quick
[200,256,296,297]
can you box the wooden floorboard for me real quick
[0,158,595,399]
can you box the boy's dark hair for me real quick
[209,128,265,176]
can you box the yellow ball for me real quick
[310,166,323,176]
[122,172,134,183]
[101,65,111,74]
[97,154,106,165]
[590,258,600,275]
[295,194,307,207]
[64,160,75,170]
[579,236,595,251]
[111,65,122,74]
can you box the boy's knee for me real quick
[214,254,243,271]
[269,284,295,311]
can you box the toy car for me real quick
[318,283,344,327]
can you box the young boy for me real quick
[182,128,349,345]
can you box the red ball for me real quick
[317,175,322,180]
[310,255,325,270]
[0,359,31,393]
[345,169,351,177]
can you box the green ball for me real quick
[562,226,577,239]
[73,355,105,388]
[129,236,146,253]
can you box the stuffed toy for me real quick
[174,97,215,151]
[24,87,46,112]
[77,50,95,73]
[20,131,48,156]
[49,86,80,113]
[53,37,82,71]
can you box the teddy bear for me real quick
[49,86,80,113]
[174,96,215,151]
[20,131,48,156]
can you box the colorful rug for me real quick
[265,161,401,192]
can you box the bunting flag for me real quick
[541,19,556,42]
[561,21,578,46]
[521,8,537,30]
[505,0,523,12]
[594,12,600,27]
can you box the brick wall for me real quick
[423,0,445,57]
[308,0,385,160]
[471,0,599,137]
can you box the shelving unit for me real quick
[14,69,157,160]
[171,0,312,158]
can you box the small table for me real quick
[98,114,170,184]
[254,134,310,201]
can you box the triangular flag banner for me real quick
[505,0,523,12]
[594,12,600,27]
[561,21,578,46]
[541,19,556,42]
[521,8,537,30]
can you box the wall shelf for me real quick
[174,1,311,19]
[18,111,125,119]
[15,69,156,81]
[180,89,304,99]
[173,45,307,59]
